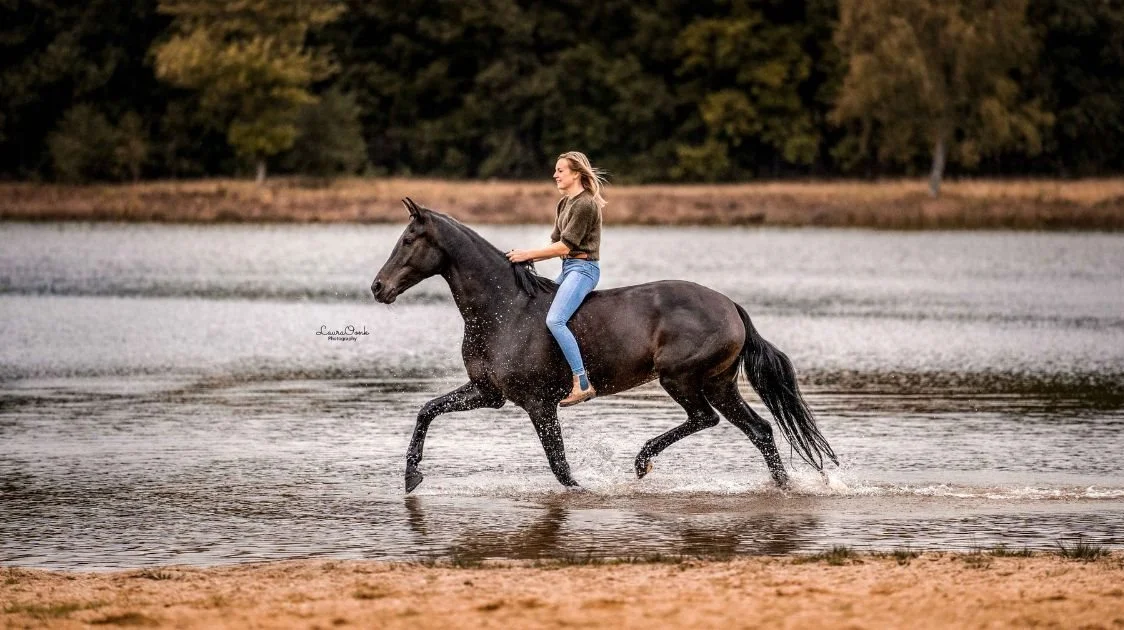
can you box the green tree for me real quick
[46,105,149,182]
[326,0,683,181]
[0,0,171,179]
[47,105,120,182]
[114,112,149,181]
[674,3,820,180]
[1029,0,1124,176]
[152,0,344,183]
[282,86,367,177]
[831,0,1052,196]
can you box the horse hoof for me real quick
[635,458,653,479]
[405,470,424,494]
[773,471,790,490]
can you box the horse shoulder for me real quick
[460,318,555,383]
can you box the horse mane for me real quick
[427,209,559,298]
[513,263,559,297]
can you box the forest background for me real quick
[4,0,1122,185]
[1,0,1123,228]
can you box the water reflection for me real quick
[402,494,822,560]
[408,497,569,561]
[650,511,819,557]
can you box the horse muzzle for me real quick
[371,279,399,304]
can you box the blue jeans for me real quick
[547,259,600,383]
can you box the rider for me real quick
[506,151,606,406]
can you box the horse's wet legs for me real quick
[635,376,720,478]
[406,380,504,493]
[527,404,580,487]
[706,381,789,487]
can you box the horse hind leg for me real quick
[705,380,789,488]
[635,375,721,479]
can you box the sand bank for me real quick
[3,177,1124,229]
[3,553,1122,628]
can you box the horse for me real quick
[371,198,837,493]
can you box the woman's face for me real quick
[554,159,581,192]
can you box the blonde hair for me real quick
[558,151,608,208]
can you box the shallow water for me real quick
[1,222,1122,569]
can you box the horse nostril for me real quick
[372,280,382,296]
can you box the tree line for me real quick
[1,0,1121,194]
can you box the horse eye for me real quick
[403,237,415,245]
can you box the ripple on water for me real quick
[2,225,1123,567]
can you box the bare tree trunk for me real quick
[255,159,267,185]
[928,135,946,198]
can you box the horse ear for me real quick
[403,197,425,222]
[404,201,422,223]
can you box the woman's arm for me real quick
[506,241,569,263]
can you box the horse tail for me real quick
[735,303,838,471]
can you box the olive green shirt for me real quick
[550,190,602,260]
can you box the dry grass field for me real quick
[2,551,1122,629]
[3,177,1124,229]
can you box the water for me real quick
[1,222,1122,570]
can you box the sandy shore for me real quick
[3,177,1124,229]
[3,554,1122,628]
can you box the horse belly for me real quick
[588,347,658,395]
[572,313,659,395]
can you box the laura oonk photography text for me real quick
[315,324,369,342]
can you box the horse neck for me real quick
[436,223,527,325]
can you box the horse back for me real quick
[568,280,746,393]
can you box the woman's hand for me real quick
[506,249,534,263]
[506,242,568,263]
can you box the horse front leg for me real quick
[527,403,580,488]
[406,380,504,493]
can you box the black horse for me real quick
[372,199,836,493]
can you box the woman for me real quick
[506,151,606,407]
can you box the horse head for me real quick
[371,198,448,303]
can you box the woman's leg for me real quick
[546,265,599,388]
